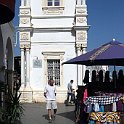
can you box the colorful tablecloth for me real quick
[90,112,120,123]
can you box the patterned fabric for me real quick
[90,112,120,123]
[121,96,124,103]
[85,96,122,106]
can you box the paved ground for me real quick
[20,103,76,124]
[18,103,124,124]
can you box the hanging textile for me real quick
[83,88,88,103]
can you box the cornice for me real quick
[42,51,65,55]
[33,27,73,31]
[32,15,75,19]
[19,6,31,9]
[76,5,87,8]
[18,27,33,32]
[31,41,74,44]
[73,25,90,30]
[18,26,74,32]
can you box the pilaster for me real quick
[26,48,30,84]
[74,0,90,86]
[20,48,25,91]
[19,1,32,103]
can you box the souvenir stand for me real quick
[63,41,124,124]
[82,69,124,124]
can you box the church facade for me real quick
[19,0,89,102]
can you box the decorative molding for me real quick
[73,25,90,30]
[18,27,33,32]
[20,44,24,49]
[77,9,86,14]
[77,31,86,40]
[31,41,74,45]
[20,44,31,49]
[77,17,87,23]
[32,15,74,19]
[20,32,29,40]
[76,43,87,49]
[42,51,65,56]
[20,18,29,24]
[34,27,72,29]
[20,10,30,15]
[42,6,64,15]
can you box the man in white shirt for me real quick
[44,79,57,123]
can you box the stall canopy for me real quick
[63,40,124,66]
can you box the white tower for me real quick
[19,0,90,102]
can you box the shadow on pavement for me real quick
[57,110,75,122]
[42,114,49,120]
[42,111,75,122]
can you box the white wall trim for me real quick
[33,27,73,31]
[32,15,75,19]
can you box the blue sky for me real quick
[87,0,124,51]
[13,0,124,56]
[13,0,21,56]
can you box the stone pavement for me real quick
[18,103,124,124]
[20,103,76,124]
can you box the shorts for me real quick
[46,100,57,110]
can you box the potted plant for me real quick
[0,87,24,124]
[4,91,24,124]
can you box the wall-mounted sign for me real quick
[33,59,42,68]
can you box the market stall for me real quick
[84,92,123,123]
[63,40,124,124]
[75,70,124,124]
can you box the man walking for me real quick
[44,79,57,123]
[67,80,74,104]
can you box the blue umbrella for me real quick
[63,40,124,66]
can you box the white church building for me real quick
[19,0,90,103]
